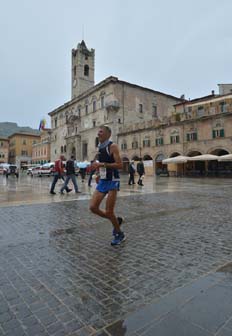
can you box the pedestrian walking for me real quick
[89,125,125,246]
[128,160,136,185]
[50,155,72,195]
[137,158,145,186]
[60,155,80,194]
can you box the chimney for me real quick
[211,90,215,95]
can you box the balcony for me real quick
[105,100,120,111]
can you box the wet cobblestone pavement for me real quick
[1,175,232,335]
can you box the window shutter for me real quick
[220,129,224,137]
[187,134,190,141]
[212,130,216,138]
[161,138,163,145]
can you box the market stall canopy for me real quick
[162,155,189,164]
[218,154,232,161]
[188,154,219,161]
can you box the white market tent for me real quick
[218,154,232,161]
[162,155,189,164]
[187,154,219,161]
[162,154,220,164]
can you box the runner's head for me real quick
[98,125,111,143]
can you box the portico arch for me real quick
[169,152,182,158]
[208,148,230,174]
[155,153,166,175]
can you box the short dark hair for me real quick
[71,155,75,159]
[102,125,111,135]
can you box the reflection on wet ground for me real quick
[1,174,232,335]
[1,173,232,207]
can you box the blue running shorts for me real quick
[96,180,120,194]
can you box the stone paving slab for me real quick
[1,179,232,335]
[102,267,232,336]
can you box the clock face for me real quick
[73,79,77,87]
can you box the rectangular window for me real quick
[54,118,57,128]
[139,104,143,113]
[132,141,138,149]
[82,143,88,159]
[78,107,81,117]
[152,105,157,118]
[85,105,88,115]
[93,120,96,127]
[101,96,105,108]
[220,102,227,113]
[22,139,27,145]
[121,143,127,150]
[21,150,28,156]
[93,101,96,112]
[143,139,150,147]
[156,138,163,146]
[212,129,224,138]
[186,132,197,141]
[170,135,180,144]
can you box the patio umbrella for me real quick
[218,154,232,161]
[162,155,189,164]
[188,154,219,161]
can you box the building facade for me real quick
[8,132,40,167]
[49,41,182,163]
[0,137,9,163]
[118,90,232,175]
[31,129,51,164]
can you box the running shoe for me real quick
[112,217,124,236]
[111,232,126,246]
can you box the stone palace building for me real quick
[49,41,232,176]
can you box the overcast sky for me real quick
[0,0,231,129]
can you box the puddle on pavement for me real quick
[49,227,76,236]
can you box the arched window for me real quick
[84,65,89,76]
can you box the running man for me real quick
[89,125,125,246]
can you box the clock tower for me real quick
[71,40,95,99]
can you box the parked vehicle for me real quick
[0,163,10,175]
[5,165,19,178]
[30,163,55,177]
[27,165,41,176]
[39,162,55,176]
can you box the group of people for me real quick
[49,157,95,195]
[128,158,145,186]
[50,125,146,246]
[50,155,81,195]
